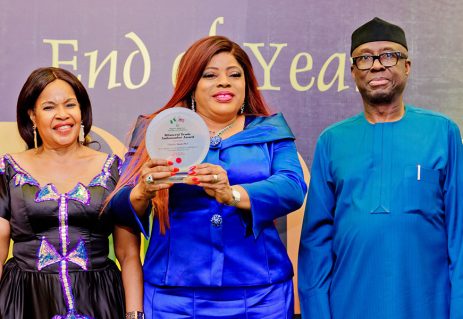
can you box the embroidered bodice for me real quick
[0,153,121,319]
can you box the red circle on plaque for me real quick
[176,157,182,164]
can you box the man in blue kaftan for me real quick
[298,17,463,319]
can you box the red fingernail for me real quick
[170,172,177,176]
[188,170,196,175]
[167,160,174,165]
[173,167,180,172]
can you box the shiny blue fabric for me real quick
[298,106,463,319]
[144,279,294,318]
[111,113,307,315]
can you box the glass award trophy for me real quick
[145,107,209,183]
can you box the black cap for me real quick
[351,17,407,54]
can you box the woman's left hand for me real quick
[184,163,234,204]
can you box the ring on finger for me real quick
[212,174,219,183]
[145,174,155,184]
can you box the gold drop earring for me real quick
[33,124,38,148]
[79,122,85,144]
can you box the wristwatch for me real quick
[227,187,241,206]
[125,311,144,319]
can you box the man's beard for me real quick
[359,82,406,106]
[363,90,395,105]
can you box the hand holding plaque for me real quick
[145,107,209,183]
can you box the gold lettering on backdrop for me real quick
[123,32,151,89]
[209,17,224,35]
[42,39,78,71]
[243,43,288,91]
[42,20,353,93]
[85,50,121,89]
[317,53,349,92]
[290,52,315,91]
[44,33,150,90]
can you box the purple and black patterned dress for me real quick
[0,154,125,319]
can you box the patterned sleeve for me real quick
[0,156,11,221]
[108,154,122,186]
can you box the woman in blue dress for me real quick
[110,36,307,319]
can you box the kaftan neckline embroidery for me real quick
[0,153,119,319]
[2,153,117,195]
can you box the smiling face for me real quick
[193,51,246,120]
[29,79,82,149]
[351,41,411,106]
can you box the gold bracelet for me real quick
[125,311,144,319]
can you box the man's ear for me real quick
[405,60,411,76]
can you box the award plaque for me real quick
[145,107,209,183]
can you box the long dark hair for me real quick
[17,67,92,149]
[109,35,271,233]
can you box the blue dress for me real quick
[298,106,463,319]
[112,113,307,318]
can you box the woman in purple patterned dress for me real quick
[0,67,144,319]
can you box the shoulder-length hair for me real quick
[109,35,271,233]
[17,67,92,149]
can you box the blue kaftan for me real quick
[298,106,463,319]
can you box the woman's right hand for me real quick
[129,159,177,214]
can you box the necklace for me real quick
[209,119,236,146]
